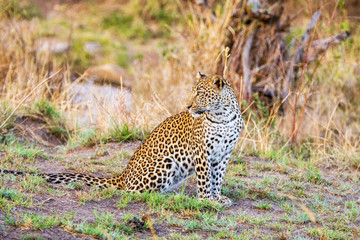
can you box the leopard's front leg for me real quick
[210,154,232,206]
[193,147,211,200]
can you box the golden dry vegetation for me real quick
[0,0,359,239]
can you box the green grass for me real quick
[67,211,134,238]
[71,38,94,71]
[109,123,148,143]
[0,187,33,210]
[290,165,325,185]
[0,102,15,136]
[1,146,359,238]
[0,100,69,145]
[66,123,148,149]
[0,141,47,165]
[0,0,359,238]
[101,0,180,40]
[98,186,120,199]
[345,201,360,222]
[2,207,135,238]
[116,49,130,69]
[31,99,69,142]
[169,232,203,240]
[170,212,237,232]
[102,12,152,40]
[20,174,46,193]
[1,0,42,20]
[63,181,86,191]
[117,191,223,212]
[17,213,59,230]
[72,184,120,204]
[76,189,99,205]
[21,235,46,240]
[8,145,43,161]
[32,100,61,120]
[255,200,272,210]
[66,129,101,148]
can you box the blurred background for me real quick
[0,0,359,167]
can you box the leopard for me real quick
[1,72,244,206]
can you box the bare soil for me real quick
[0,142,359,239]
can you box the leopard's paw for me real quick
[214,195,232,207]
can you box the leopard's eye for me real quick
[196,90,205,96]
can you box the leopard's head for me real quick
[187,72,230,118]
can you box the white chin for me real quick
[188,109,201,118]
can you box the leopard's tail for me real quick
[0,169,27,177]
[0,169,124,189]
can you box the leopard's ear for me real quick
[197,72,206,79]
[211,75,223,90]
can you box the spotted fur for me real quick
[1,73,243,205]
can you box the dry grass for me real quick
[233,1,360,168]
[0,0,359,168]
[0,1,359,239]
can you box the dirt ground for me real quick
[0,142,359,239]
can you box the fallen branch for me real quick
[286,11,322,90]
[214,2,350,116]
[282,12,350,112]
[242,32,255,100]
[282,11,321,109]
[308,31,351,62]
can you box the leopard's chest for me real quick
[203,118,241,162]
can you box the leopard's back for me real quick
[119,111,197,192]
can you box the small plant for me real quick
[345,201,360,221]
[69,211,134,238]
[116,50,130,69]
[102,11,152,40]
[303,166,323,184]
[255,200,272,210]
[99,186,120,199]
[33,100,61,120]
[184,219,203,231]
[67,123,148,148]
[4,208,16,226]
[69,129,102,147]
[279,201,294,214]
[91,143,109,158]
[0,187,33,210]
[76,189,98,204]
[64,181,86,191]
[20,175,46,193]
[102,12,133,29]
[253,93,270,121]
[2,0,42,19]
[6,142,45,162]
[291,165,324,185]
[21,234,46,240]
[142,191,223,212]
[253,162,273,172]
[230,162,248,176]
[18,213,59,230]
[116,192,142,209]
[109,123,147,143]
[31,99,69,142]
[0,102,15,136]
